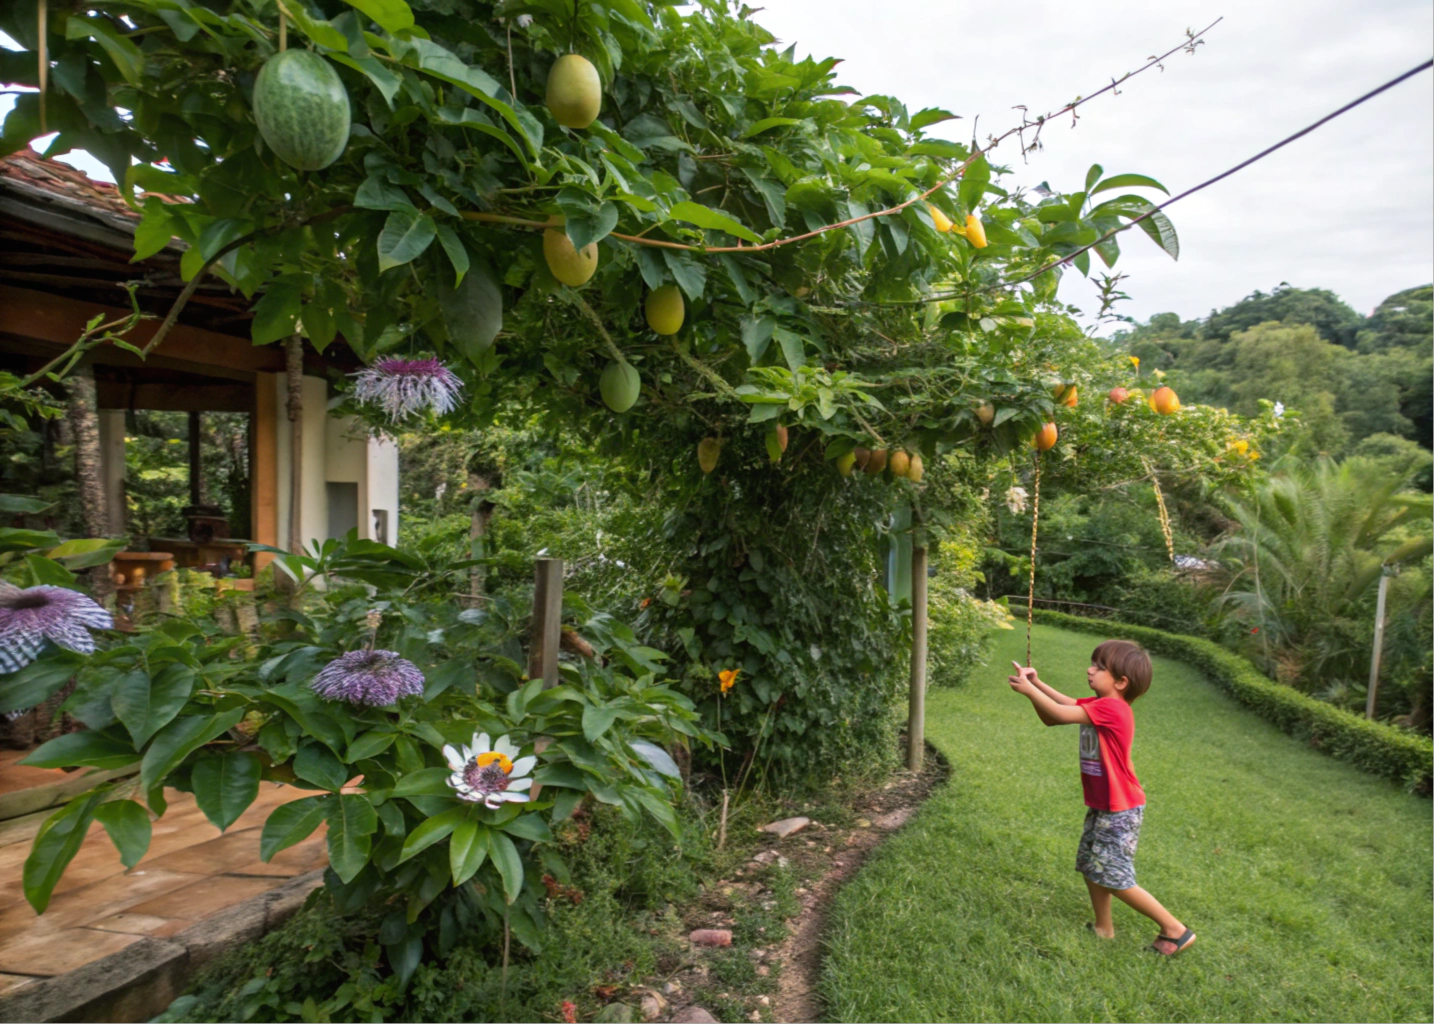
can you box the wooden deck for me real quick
[0,775,327,999]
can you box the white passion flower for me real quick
[444,732,536,809]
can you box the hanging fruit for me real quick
[1107,387,1130,405]
[976,402,996,426]
[1150,386,1181,415]
[836,451,857,477]
[765,429,784,464]
[697,437,721,474]
[645,284,685,335]
[543,216,599,286]
[927,204,956,233]
[889,450,911,478]
[1033,422,1058,451]
[865,449,889,475]
[964,214,988,248]
[1054,384,1078,407]
[546,54,602,129]
[599,360,640,413]
[853,447,871,471]
[907,453,925,482]
[252,50,352,171]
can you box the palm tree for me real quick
[1212,456,1432,693]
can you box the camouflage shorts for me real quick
[1075,805,1144,891]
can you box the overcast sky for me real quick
[5,1,1432,328]
[753,0,1434,326]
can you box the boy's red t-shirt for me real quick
[1075,696,1146,811]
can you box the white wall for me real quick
[366,434,400,545]
[273,375,329,553]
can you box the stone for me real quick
[639,990,668,1021]
[662,981,683,996]
[689,928,732,947]
[874,807,915,831]
[856,817,872,828]
[595,1002,636,1023]
[757,995,771,1006]
[671,1007,719,1024]
[760,816,811,838]
[755,964,770,977]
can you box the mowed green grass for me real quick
[821,623,1433,1023]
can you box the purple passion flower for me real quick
[0,582,112,675]
[310,649,425,707]
[352,358,463,421]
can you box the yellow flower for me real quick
[927,203,955,233]
[1230,439,1249,455]
[719,668,740,694]
[964,213,988,249]
[1129,356,1140,368]
[476,750,513,774]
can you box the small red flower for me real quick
[1251,627,1260,634]
[562,1001,578,1023]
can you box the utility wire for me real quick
[866,58,1434,306]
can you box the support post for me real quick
[284,336,304,557]
[907,537,928,772]
[66,356,112,602]
[468,471,493,603]
[529,558,563,688]
[188,410,203,506]
[1365,567,1392,720]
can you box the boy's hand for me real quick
[1007,661,1037,693]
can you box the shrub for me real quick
[1033,610,1433,792]
[928,573,1012,688]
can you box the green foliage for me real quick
[1033,610,1433,791]
[824,623,1433,1023]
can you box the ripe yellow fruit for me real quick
[1055,383,1078,408]
[645,284,685,335]
[965,214,988,248]
[853,447,871,471]
[865,449,888,475]
[836,451,857,477]
[543,217,598,287]
[907,453,924,482]
[889,450,911,478]
[546,54,602,130]
[1033,422,1058,452]
[1108,387,1130,405]
[976,403,995,426]
[927,204,955,233]
[774,425,789,452]
[697,437,721,474]
[1150,385,1181,415]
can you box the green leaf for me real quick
[486,829,524,902]
[630,740,681,779]
[1084,164,1105,192]
[47,537,125,569]
[25,554,74,588]
[910,107,960,131]
[191,752,262,832]
[354,176,412,212]
[449,819,489,885]
[139,708,244,793]
[132,205,176,262]
[94,800,152,869]
[740,117,802,139]
[347,730,396,762]
[1132,206,1180,261]
[0,494,55,514]
[0,527,61,553]
[326,793,378,883]
[389,766,455,797]
[1091,173,1169,197]
[377,208,437,273]
[65,16,144,85]
[958,155,990,214]
[112,664,195,747]
[397,806,467,863]
[774,327,806,372]
[742,317,774,363]
[565,202,619,252]
[582,704,621,743]
[666,202,762,244]
[501,813,553,844]
[339,0,415,34]
[251,277,304,345]
[295,741,350,791]
[434,223,470,286]
[260,796,328,861]
[328,53,402,107]
[23,792,103,912]
[21,728,138,770]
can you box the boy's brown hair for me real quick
[1091,639,1153,703]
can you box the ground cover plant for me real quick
[821,623,1433,1023]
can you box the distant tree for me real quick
[1205,283,1365,348]
[1358,285,1434,354]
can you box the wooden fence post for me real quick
[907,538,928,772]
[1365,567,1392,720]
[529,557,563,688]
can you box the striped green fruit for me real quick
[253,51,351,171]
[599,360,641,413]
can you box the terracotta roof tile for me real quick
[0,150,190,222]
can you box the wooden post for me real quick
[66,356,112,602]
[284,336,304,557]
[1365,567,1391,720]
[907,536,928,772]
[529,557,563,688]
[468,471,493,602]
[188,410,203,506]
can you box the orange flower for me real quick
[640,597,652,609]
[719,668,740,694]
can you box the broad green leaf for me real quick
[339,0,415,34]
[347,730,396,763]
[0,494,55,514]
[449,819,489,885]
[0,528,61,553]
[742,317,774,363]
[774,327,806,372]
[389,766,454,797]
[958,155,990,214]
[47,537,125,569]
[486,829,523,902]
[354,176,412,212]
[377,208,437,273]
[1132,206,1180,261]
[295,741,350,791]
[191,752,262,831]
[94,800,152,869]
[910,107,959,131]
[251,277,304,345]
[582,704,621,743]
[434,223,470,286]
[666,202,762,244]
[397,806,467,862]
[23,792,103,912]
[326,793,378,883]
[139,708,244,793]
[329,54,402,107]
[65,16,144,85]
[1084,164,1105,192]
[260,796,328,861]
[21,728,138,770]
[25,555,74,588]
[630,740,681,779]
[740,117,801,139]
[112,664,195,747]
[1091,173,1170,197]
[501,813,553,844]
[132,205,177,262]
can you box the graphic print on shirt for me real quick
[1079,723,1103,777]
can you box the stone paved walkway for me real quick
[0,781,326,998]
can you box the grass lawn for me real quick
[821,623,1433,1023]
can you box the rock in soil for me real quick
[689,928,733,947]
[595,1003,635,1023]
[669,1007,718,1024]
[760,816,811,838]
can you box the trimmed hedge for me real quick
[1031,609,1433,793]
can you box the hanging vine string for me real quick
[1026,451,1043,667]
[1147,460,1176,563]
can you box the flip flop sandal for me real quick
[1149,929,1196,955]
[1085,923,1113,939]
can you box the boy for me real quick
[1007,639,1195,956]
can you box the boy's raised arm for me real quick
[1011,662,1078,705]
[1007,665,1092,728]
